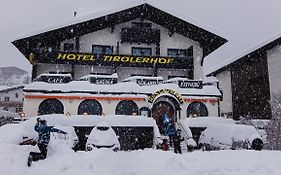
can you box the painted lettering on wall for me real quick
[56,53,174,65]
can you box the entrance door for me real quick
[152,101,175,134]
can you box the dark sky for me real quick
[1,0,281,74]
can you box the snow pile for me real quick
[0,109,19,118]
[1,143,281,175]
[181,116,236,128]
[0,114,161,145]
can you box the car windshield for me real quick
[97,126,110,131]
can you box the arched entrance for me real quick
[152,96,181,134]
[187,101,208,117]
[115,100,139,115]
[38,98,64,115]
[78,100,103,115]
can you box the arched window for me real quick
[139,107,151,117]
[115,100,138,115]
[38,98,64,115]
[187,102,208,117]
[78,100,102,115]
[15,93,19,98]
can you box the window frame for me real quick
[167,48,188,58]
[92,45,113,55]
[4,96,9,102]
[63,43,75,52]
[131,47,152,56]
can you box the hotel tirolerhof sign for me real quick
[35,52,191,68]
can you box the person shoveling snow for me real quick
[27,118,67,167]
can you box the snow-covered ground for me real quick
[0,142,281,175]
[0,116,280,175]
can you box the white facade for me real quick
[215,71,233,116]
[0,67,30,86]
[267,45,281,99]
[23,93,219,118]
[45,19,203,81]
[0,86,24,113]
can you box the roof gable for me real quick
[207,33,281,75]
[12,3,227,62]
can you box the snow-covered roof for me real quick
[205,32,281,75]
[36,73,72,78]
[0,85,24,92]
[13,1,227,63]
[80,73,118,80]
[164,77,193,84]
[15,1,146,40]
[122,76,163,82]
[180,117,236,128]
[203,76,219,84]
[24,80,221,97]
[15,1,226,41]
[0,85,9,91]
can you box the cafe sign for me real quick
[148,89,184,104]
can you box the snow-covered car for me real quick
[86,121,120,152]
[199,123,263,151]
[50,124,79,150]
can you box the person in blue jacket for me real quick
[27,118,66,167]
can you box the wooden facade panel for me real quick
[231,52,271,120]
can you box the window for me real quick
[167,49,187,58]
[63,43,74,52]
[187,102,208,117]
[4,97,9,102]
[38,99,64,115]
[15,93,19,98]
[92,45,113,55]
[132,47,152,56]
[115,100,139,115]
[78,100,103,115]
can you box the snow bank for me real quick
[0,114,161,145]
[1,143,281,175]
[0,109,19,118]
[181,116,236,128]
